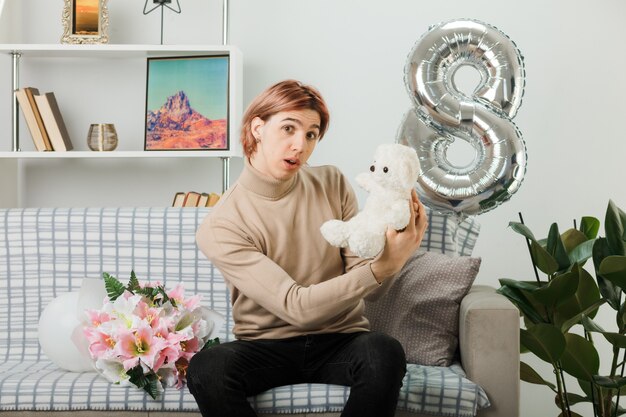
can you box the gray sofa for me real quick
[0,207,519,417]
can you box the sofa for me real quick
[0,207,519,417]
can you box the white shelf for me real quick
[0,150,239,159]
[0,43,237,59]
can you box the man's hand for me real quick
[370,189,428,282]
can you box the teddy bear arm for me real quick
[355,172,374,192]
[320,219,350,248]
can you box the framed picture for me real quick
[144,55,230,151]
[61,0,109,44]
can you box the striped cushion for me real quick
[0,207,487,415]
[420,207,480,256]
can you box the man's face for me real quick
[249,109,321,181]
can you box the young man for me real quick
[188,79,427,417]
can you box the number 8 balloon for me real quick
[397,19,527,218]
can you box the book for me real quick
[15,87,53,151]
[182,191,201,207]
[23,87,54,151]
[33,92,74,151]
[207,192,221,207]
[197,193,210,207]
[171,192,185,207]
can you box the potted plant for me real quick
[498,200,626,417]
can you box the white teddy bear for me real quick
[320,143,420,258]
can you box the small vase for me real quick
[87,123,118,151]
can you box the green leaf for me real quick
[530,241,559,275]
[559,298,605,332]
[581,315,626,348]
[163,288,175,306]
[103,272,126,301]
[602,332,626,349]
[520,361,556,390]
[581,314,607,333]
[563,392,590,406]
[568,239,595,265]
[508,221,561,274]
[554,267,602,329]
[561,228,589,254]
[201,337,221,351]
[520,324,566,364]
[126,364,147,386]
[599,256,626,290]
[135,286,154,300]
[498,279,541,291]
[580,216,600,240]
[497,284,547,324]
[560,333,600,381]
[531,267,579,308]
[126,364,160,399]
[508,222,558,274]
[594,238,622,310]
[593,375,626,389]
[593,237,612,274]
[145,378,159,400]
[127,270,140,292]
[509,221,537,241]
[547,223,572,271]
[606,200,626,256]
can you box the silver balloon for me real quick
[398,19,527,217]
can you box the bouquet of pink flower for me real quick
[83,271,222,399]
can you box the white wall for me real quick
[2,1,626,416]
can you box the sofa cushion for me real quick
[365,251,481,366]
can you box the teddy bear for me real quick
[320,143,420,258]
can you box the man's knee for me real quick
[356,332,406,379]
[187,344,235,394]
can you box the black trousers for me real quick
[187,331,406,417]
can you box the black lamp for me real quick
[143,0,182,45]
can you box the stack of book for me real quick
[172,191,221,207]
[15,87,74,151]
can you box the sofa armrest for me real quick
[459,285,520,417]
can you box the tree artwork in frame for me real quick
[145,55,230,151]
[61,0,109,44]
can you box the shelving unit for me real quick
[0,43,243,207]
[0,150,237,158]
